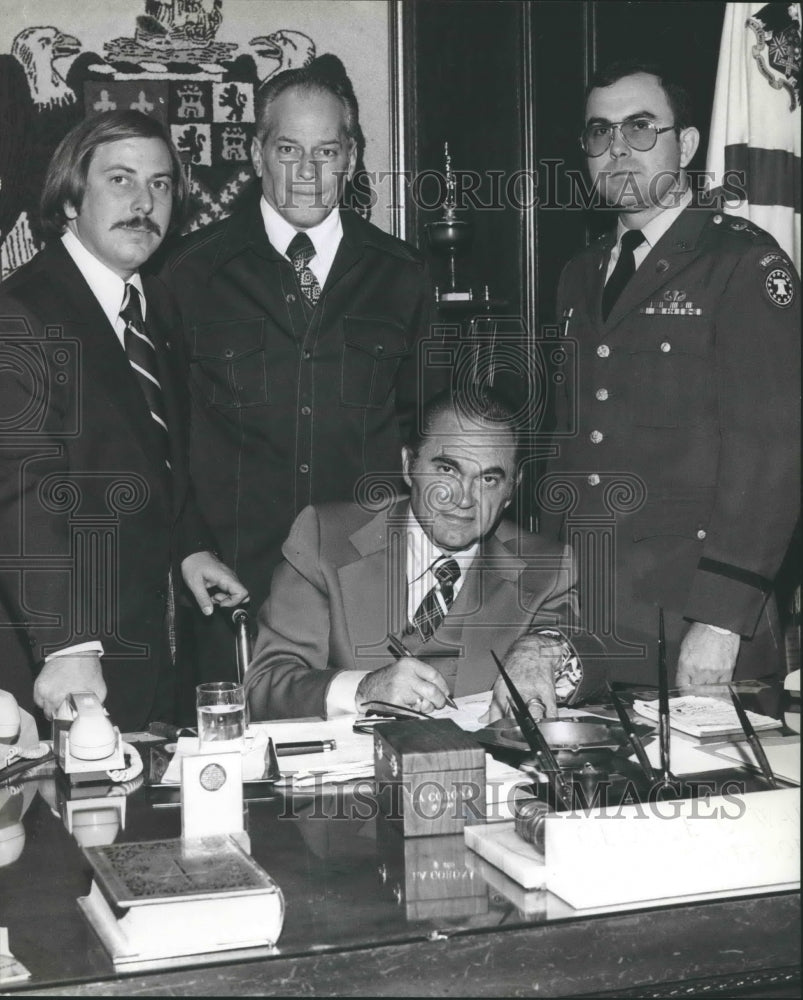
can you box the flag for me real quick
[706,2,801,271]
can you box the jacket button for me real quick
[286,293,296,304]
[597,344,610,358]
[590,430,603,444]
[223,348,234,359]
[697,529,707,540]
[301,406,311,416]
[660,341,671,353]
[299,463,309,474]
[588,474,600,486]
[302,350,311,360]
[595,388,609,401]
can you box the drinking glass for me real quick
[196,682,245,753]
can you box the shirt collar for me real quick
[260,196,342,260]
[616,187,693,250]
[405,506,478,584]
[61,229,146,328]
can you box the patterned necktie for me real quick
[287,231,321,306]
[119,283,170,468]
[602,228,646,321]
[412,557,461,641]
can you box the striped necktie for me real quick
[412,557,461,641]
[120,283,170,469]
[287,231,321,306]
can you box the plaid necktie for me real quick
[120,283,170,469]
[602,228,645,321]
[287,231,321,306]
[412,557,461,641]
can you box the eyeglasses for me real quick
[580,118,677,157]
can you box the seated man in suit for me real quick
[246,387,581,721]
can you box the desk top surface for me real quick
[0,761,800,996]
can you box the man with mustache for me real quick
[162,57,438,686]
[0,111,247,731]
[543,60,799,689]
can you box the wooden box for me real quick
[374,719,485,837]
[377,822,488,919]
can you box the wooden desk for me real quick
[0,774,799,998]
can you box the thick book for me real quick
[78,835,284,969]
[633,695,782,741]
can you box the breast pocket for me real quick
[191,318,267,407]
[340,316,408,408]
[629,317,712,428]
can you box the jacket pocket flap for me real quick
[192,317,263,361]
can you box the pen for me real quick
[491,650,572,810]
[728,686,778,789]
[386,634,458,709]
[608,682,654,782]
[275,740,336,756]
[657,607,674,786]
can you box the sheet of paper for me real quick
[431,692,491,731]
[700,737,801,785]
[634,732,739,773]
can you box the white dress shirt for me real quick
[260,197,342,289]
[605,188,693,281]
[325,508,478,717]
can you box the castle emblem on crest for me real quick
[747,1,801,110]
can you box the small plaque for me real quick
[181,751,243,841]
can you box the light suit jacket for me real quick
[245,499,577,720]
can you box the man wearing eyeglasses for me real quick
[543,60,799,691]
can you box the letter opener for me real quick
[490,650,572,809]
[728,685,778,789]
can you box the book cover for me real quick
[79,835,284,967]
[633,695,782,739]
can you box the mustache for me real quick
[113,216,162,236]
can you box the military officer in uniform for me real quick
[542,60,800,687]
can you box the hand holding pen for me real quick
[385,634,458,710]
[354,636,456,715]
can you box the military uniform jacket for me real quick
[162,195,435,612]
[547,207,799,670]
[0,243,212,728]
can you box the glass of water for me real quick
[196,682,245,753]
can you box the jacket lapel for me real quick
[604,207,712,330]
[44,245,173,505]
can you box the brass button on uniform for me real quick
[301,406,311,416]
[590,430,603,444]
[588,474,601,486]
[223,348,234,359]
[595,388,609,401]
[299,463,309,474]
[597,344,610,358]
[375,345,384,355]
[660,341,671,353]
[302,350,311,360]
[696,529,707,540]
[286,293,296,304]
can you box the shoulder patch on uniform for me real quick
[764,266,795,307]
[759,251,787,268]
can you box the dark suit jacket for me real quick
[0,242,212,729]
[161,195,438,622]
[245,499,577,720]
[545,207,800,680]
